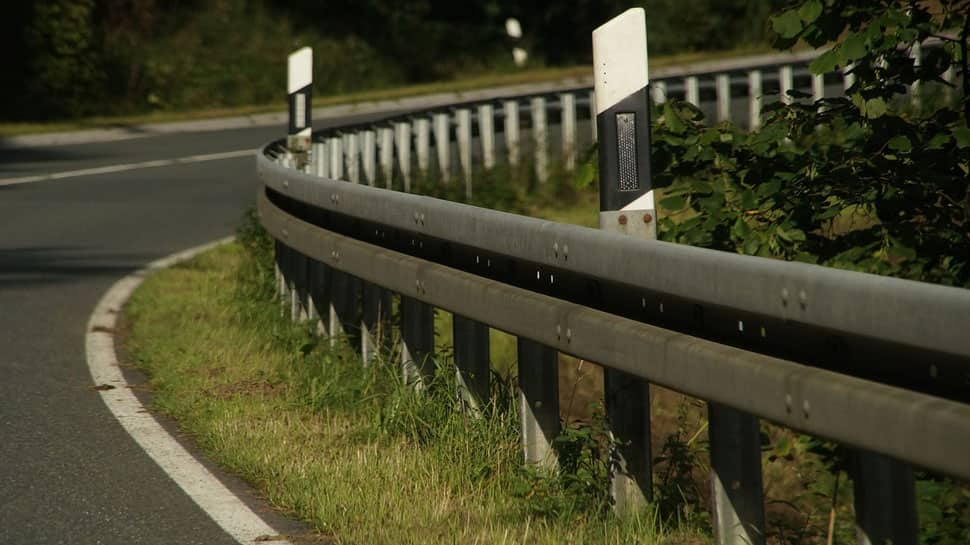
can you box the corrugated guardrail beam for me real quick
[258,152,970,362]
[258,189,970,481]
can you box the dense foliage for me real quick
[2,0,784,121]
[650,0,969,287]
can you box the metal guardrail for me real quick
[259,46,968,545]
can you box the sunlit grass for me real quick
[124,238,708,545]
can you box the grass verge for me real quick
[122,205,708,544]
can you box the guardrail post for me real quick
[453,315,490,412]
[593,8,655,514]
[379,127,394,188]
[478,104,496,170]
[308,258,330,337]
[716,74,731,123]
[328,135,343,180]
[709,403,766,545]
[503,100,520,168]
[851,451,918,545]
[456,108,473,198]
[780,65,794,105]
[292,251,309,322]
[910,41,922,111]
[843,64,856,91]
[280,243,298,320]
[748,70,763,130]
[588,90,598,141]
[531,97,548,183]
[812,73,825,103]
[275,241,288,316]
[362,130,377,186]
[943,65,955,103]
[312,141,328,178]
[414,117,431,177]
[361,283,390,366]
[395,122,412,192]
[346,132,360,184]
[560,93,577,171]
[651,80,666,104]
[286,47,312,170]
[433,112,451,182]
[685,76,700,107]
[401,296,435,387]
[517,337,559,468]
[329,269,360,349]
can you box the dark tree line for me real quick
[2,0,784,121]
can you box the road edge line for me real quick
[85,237,293,545]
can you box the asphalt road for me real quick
[0,112,391,544]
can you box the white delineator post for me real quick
[592,8,654,515]
[287,47,313,168]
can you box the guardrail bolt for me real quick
[618,214,628,225]
[785,393,793,414]
[642,212,653,223]
[566,328,572,343]
[802,399,811,418]
[799,290,808,310]
[556,324,562,340]
[553,242,559,258]
[781,288,790,307]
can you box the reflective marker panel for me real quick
[615,112,639,192]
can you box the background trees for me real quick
[652,0,969,286]
[2,0,784,121]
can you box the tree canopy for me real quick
[2,0,784,121]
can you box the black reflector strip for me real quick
[616,112,638,191]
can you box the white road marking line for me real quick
[0,149,254,187]
[86,238,293,545]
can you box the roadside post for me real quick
[592,8,655,516]
[594,12,767,540]
[286,47,313,169]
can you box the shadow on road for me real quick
[0,144,112,171]
[0,246,153,288]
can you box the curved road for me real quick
[0,112,391,544]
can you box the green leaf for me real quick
[659,195,687,210]
[757,180,782,198]
[771,10,803,39]
[663,102,686,135]
[887,135,911,153]
[925,132,950,150]
[743,237,761,255]
[953,127,970,148]
[864,97,888,119]
[573,161,596,189]
[731,218,752,239]
[798,0,823,23]
[740,189,757,211]
[839,33,867,63]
